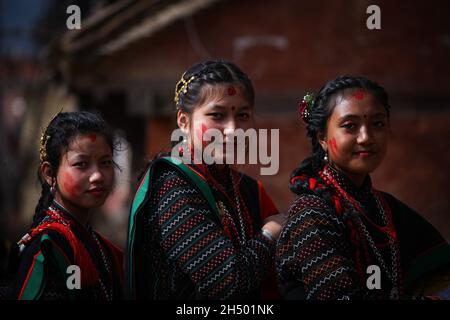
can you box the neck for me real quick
[330,163,367,188]
[53,196,91,227]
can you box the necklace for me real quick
[17,205,71,252]
[91,231,113,300]
[197,165,252,246]
[319,165,402,299]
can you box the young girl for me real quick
[126,59,284,299]
[8,111,123,300]
[276,76,450,300]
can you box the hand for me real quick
[262,212,287,240]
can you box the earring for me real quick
[179,138,187,156]
[324,151,329,162]
[50,180,56,195]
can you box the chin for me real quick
[349,161,380,175]
[87,199,108,209]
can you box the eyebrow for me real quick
[338,112,387,121]
[208,105,252,111]
[69,153,89,158]
[68,153,112,159]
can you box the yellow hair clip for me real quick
[39,109,63,162]
[174,72,196,104]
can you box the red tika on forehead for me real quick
[88,134,97,142]
[352,90,365,100]
[227,86,236,96]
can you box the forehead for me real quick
[331,90,386,118]
[65,134,112,156]
[197,83,251,108]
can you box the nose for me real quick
[89,167,104,184]
[223,127,235,137]
[357,125,374,145]
[223,117,237,134]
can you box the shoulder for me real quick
[137,159,199,203]
[288,193,333,217]
[14,229,74,300]
[283,193,346,236]
[379,191,441,231]
[143,159,216,218]
[378,191,419,215]
[151,159,185,183]
[378,190,446,249]
[150,158,203,190]
[21,227,75,265]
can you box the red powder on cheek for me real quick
[227,86,236,96]
[329,138,338,156]
[62,172,80,198]
[196,123,208,142]
[88,134,97,142]
[352,91,365,100]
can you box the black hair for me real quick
[33,111,115,227]
[290,75,391,196]
[175,58,255,114]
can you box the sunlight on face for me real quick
[185,84,254,162]
[322,89,389,184]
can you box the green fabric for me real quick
[19,234,76,300]
[125,156,219,298]
[125,167,150,298]
[40,234,76,300]
[19,251,45,300]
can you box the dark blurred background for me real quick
[1,0,449,260]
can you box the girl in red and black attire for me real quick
[6,112,123,300]
[126,59,284,299]
[276,76,450,300]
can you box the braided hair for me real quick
[174,58,254,113]
[290,76,391,196]
[34,111,115,227]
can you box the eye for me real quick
[101,159,113,166]
[73,161,88,168]
[373,120,385,128]
[341,122,356,130]
[207,112,224,120]
[237,113,250,120]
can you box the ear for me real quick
[317,131,328,153]
[177,109,190,134]
[40,161,54,186]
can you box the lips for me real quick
[86,187,106,196]
[354,150,376,158]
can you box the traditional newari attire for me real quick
[126,156,279,299]
[277,164,450,299]
[8,201,123,300]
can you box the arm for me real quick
[276,195,365,300]
[13,232,72,300]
